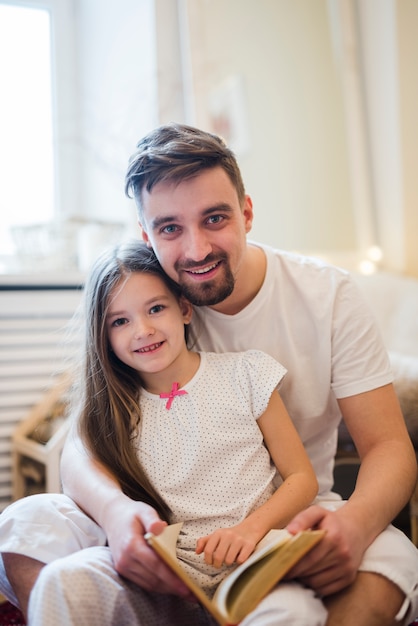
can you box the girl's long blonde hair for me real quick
[75,240,185,520]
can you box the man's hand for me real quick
[61,435,196,600]
[284,386,417,598]
[105,497,196,600]
[285,505,365,597]
[196,525,260,568]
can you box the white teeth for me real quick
[138,342,162,353]
[190,263,217,275]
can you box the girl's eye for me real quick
[112,317,127,327]
[149,304,164,314]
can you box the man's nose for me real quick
[184,230,212,261]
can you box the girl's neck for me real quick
[140,350,200,396]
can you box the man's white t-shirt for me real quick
[190,243,393,498]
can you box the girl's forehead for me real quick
[110,271,172,302]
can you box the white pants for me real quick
[1,493,417,625]
[27,546,326,626]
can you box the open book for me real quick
[145,523,325,626]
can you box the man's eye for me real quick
[162,224,178,234]
[207,215,223,225]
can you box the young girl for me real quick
[75,239,318,605]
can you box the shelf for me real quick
[12,373,72,499]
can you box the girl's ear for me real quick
[179,296,193,325]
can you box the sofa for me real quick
[335,269,418,545]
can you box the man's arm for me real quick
[60,430,194,598]
[287,383,417,597]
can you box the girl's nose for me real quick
[134,318,154,338]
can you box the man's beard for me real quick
[179,265,235,306]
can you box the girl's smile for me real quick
[135,341,165,354]
[106,272,197,392]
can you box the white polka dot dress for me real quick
[136,350,286,595]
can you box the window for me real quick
[0,3,53,256]
[0,0,161,276]
[0,0,76,268]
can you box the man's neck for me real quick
[210,244,266,315]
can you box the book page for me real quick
[146,522,183,555]
[145,523,229,626]
[146,524,324,626]
[212,528,291,607]
[215,530,325,624]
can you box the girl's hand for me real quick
[196,525,261,568]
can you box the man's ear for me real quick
[139,223,152,248]
[243,195,254,234]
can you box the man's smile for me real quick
[186,262,220,275]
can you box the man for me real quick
[1,123,418,626]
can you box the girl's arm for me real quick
[196,391,318,568]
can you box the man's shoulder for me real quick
[259,242,348,274]
[256,242,352,288]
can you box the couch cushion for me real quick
[338,351,418,450]
[353,271,418,357]
[390,352,418,447]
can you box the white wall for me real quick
[397,0,418,277]
[72,0,158,231]
[182,0,356,254]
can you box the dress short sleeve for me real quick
[234,349,287,419]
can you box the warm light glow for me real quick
[358,259,377,275]
[357,246,383,274]
[367,246,383,262]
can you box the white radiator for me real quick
[0,286,82,511]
